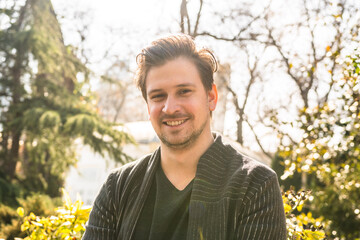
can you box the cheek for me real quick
[148,104,161,119]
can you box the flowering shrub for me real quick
[279,50,360,238]
[18,189,90,239]
[283,190,326,240]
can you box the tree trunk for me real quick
[7,54,24,179]
[5,0,30,179]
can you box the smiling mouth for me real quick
[164,119,186,126]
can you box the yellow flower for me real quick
[17,207,24,217]
[284,203,292,214]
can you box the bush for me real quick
[0,173,22,207]
[18,189,90,239]
[278,50,360,238]
[283,189,326,240]
[0,194,61,239]
[17,194,61,217]
[0,203,24,239]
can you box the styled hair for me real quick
[135,34,218,101]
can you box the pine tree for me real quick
[0,0,133,199]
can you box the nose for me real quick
[162,96,180,114]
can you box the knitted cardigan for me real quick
[83,134,287,240]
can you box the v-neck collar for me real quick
[157,164,194,192]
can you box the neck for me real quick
[159,130,214,190]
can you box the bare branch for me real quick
[265,26,310,107]
[196,31,256,42]
[258,112,297,145]
[241,47,264,112]
[192,0,203,37]
[195,1,271,41]
[303,0,317,95]
[244,117,273,159]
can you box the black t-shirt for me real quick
[133,165,193,240]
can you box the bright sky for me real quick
[52,0,179,40]
[52,0,184,73]
[53,0,177,25]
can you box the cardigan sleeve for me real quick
[82,172,118,240]
[235,173,287,240]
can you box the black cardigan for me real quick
[83,134,287,240]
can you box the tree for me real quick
[178,0,360,155]
[263,0,360,150]
[0,0,133,200]
[279,50,360,239]
[178,0,273,153]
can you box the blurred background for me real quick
[0,0,359,239]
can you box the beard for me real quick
[157,116,208,150]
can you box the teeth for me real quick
[166,120,185,126]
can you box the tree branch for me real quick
[192,0,203,37]
[244,117,273,159]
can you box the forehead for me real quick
[146,57,202,93]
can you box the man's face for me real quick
[146,57,217,150]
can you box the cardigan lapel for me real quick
[187,134,232,240]
[121,147,161,240]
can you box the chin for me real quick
[160,134,198,150]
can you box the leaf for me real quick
[297,203,303,212]
[21,220,30,232]
[61,188,72,210]
[17,207,25,217]
[303,229,326,239]
[39,110,61,130]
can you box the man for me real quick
[83,34,286,240]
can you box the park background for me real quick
[0,0,359,239]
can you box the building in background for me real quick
[65,121,159,205]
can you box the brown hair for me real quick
[135,34,218,101]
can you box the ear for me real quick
[208,84,218,111]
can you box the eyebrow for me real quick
[147,83,196,96]
[176,83,196,88]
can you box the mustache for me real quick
[159,113,191,121]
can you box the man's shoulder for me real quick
[195,134,278,201]
[212,135,276,180]
[239,154,276,181]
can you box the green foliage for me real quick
[0,173,23,207]
[0,193,61,239]
[283,190,326,240]
[279,50,360,238]
[0,0,133,202]
[17,194,61,217]
[18,190,90,240]
[0,203,23,239]
[272,155,302,191]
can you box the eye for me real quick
[150,94,165,101]
[179,89,192,95]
